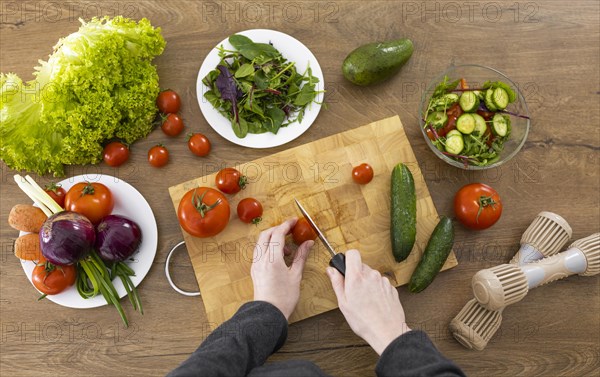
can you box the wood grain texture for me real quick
[1,1,598,376]
[168,116,458,326]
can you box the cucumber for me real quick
[390,163,416,262]
[426,111,448,129]
[484,88,498,111]
[492,113,510,137]
[446,130,462,138]
[472,113,487,136]
[456,114,475,134]
[445,135,464,155]
[408,216,455,293]
[342,38,414,86]
[492,87,509,110]
[459,91,480,112]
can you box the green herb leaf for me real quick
[229,34,254,50]
[266,107,286,134]
[293,84,317,106]
[235,63,255,78]
[232,117,249,138]
[254,70,269,90]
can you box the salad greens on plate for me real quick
[202,34,322,139]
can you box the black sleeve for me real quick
[167,301,288,377]
[375,330,466,377]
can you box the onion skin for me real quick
[39,211,95,266]
[95,215,142,263]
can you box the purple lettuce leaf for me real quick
[216,65,242,123]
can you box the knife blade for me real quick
[294,198,346,276]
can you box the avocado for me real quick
[342,38,414,86]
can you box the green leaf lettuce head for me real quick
[0,16,165,176]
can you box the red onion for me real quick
[39,211,95,266]
[95,215,142,262]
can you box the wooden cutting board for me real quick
[168,115,458,327]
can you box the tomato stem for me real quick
[45,182,62,193]
[476,195,498,224]
[81,182,95,196]
[192,189,222,218]
[238,175,248,190]
[251,217,262,225]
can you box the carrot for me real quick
[460,78,469,90]
[14,233,43,261]
[8,204,48,233]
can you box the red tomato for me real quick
[177,188,230,238]
[216,168,247,194]
[454,183,503,230]
[148,145,169,167]
[156,89,181,114]
[425,128,437,141]
[32,257,76,296]
[161,113,184,137]
[292,217,317,246]
[64,182,114,225]
[188,133,211,157]
[237,198,263,224]
[103,141,130,167]
[352,163,374,184]
[476,109,495,121]
[44,182,66,208]
[439,103,462,137]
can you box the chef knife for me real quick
[294,198,346,276]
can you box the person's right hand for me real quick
[327,249,411,355]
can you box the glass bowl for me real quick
[418,64,530,170]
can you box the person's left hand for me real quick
[251,218,314,320]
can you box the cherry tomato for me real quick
[454,183,503,230]
[188,133,211,157]
[352,163,374,184]
[216,168,247,194]
[292,217,317,246]
[161,113,184,137]
[156,89,181,114]
[32,257,76,296]
[237,198,263,224]
[148,145,169,167]
[177,187,230,238]
[64,182,114,225]
[425,128,437,141]
[438,103,462,137]
[44,182,66,208]
[103,141,130,167]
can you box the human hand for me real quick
[251,218,314,320]
[327,249,411,355]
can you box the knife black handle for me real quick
[329,253,346,276]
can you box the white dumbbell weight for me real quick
[450,211,573,350]
[472,233,599,311]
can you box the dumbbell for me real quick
[472,233,599,311]
[510,211,572,265]
[449,211,572,350]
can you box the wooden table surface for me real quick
[1,1,598,376]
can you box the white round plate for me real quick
[196,29,325,148]
[20,174,158,309]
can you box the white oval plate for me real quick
[196,29,325,148]
[19,174,158,309]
